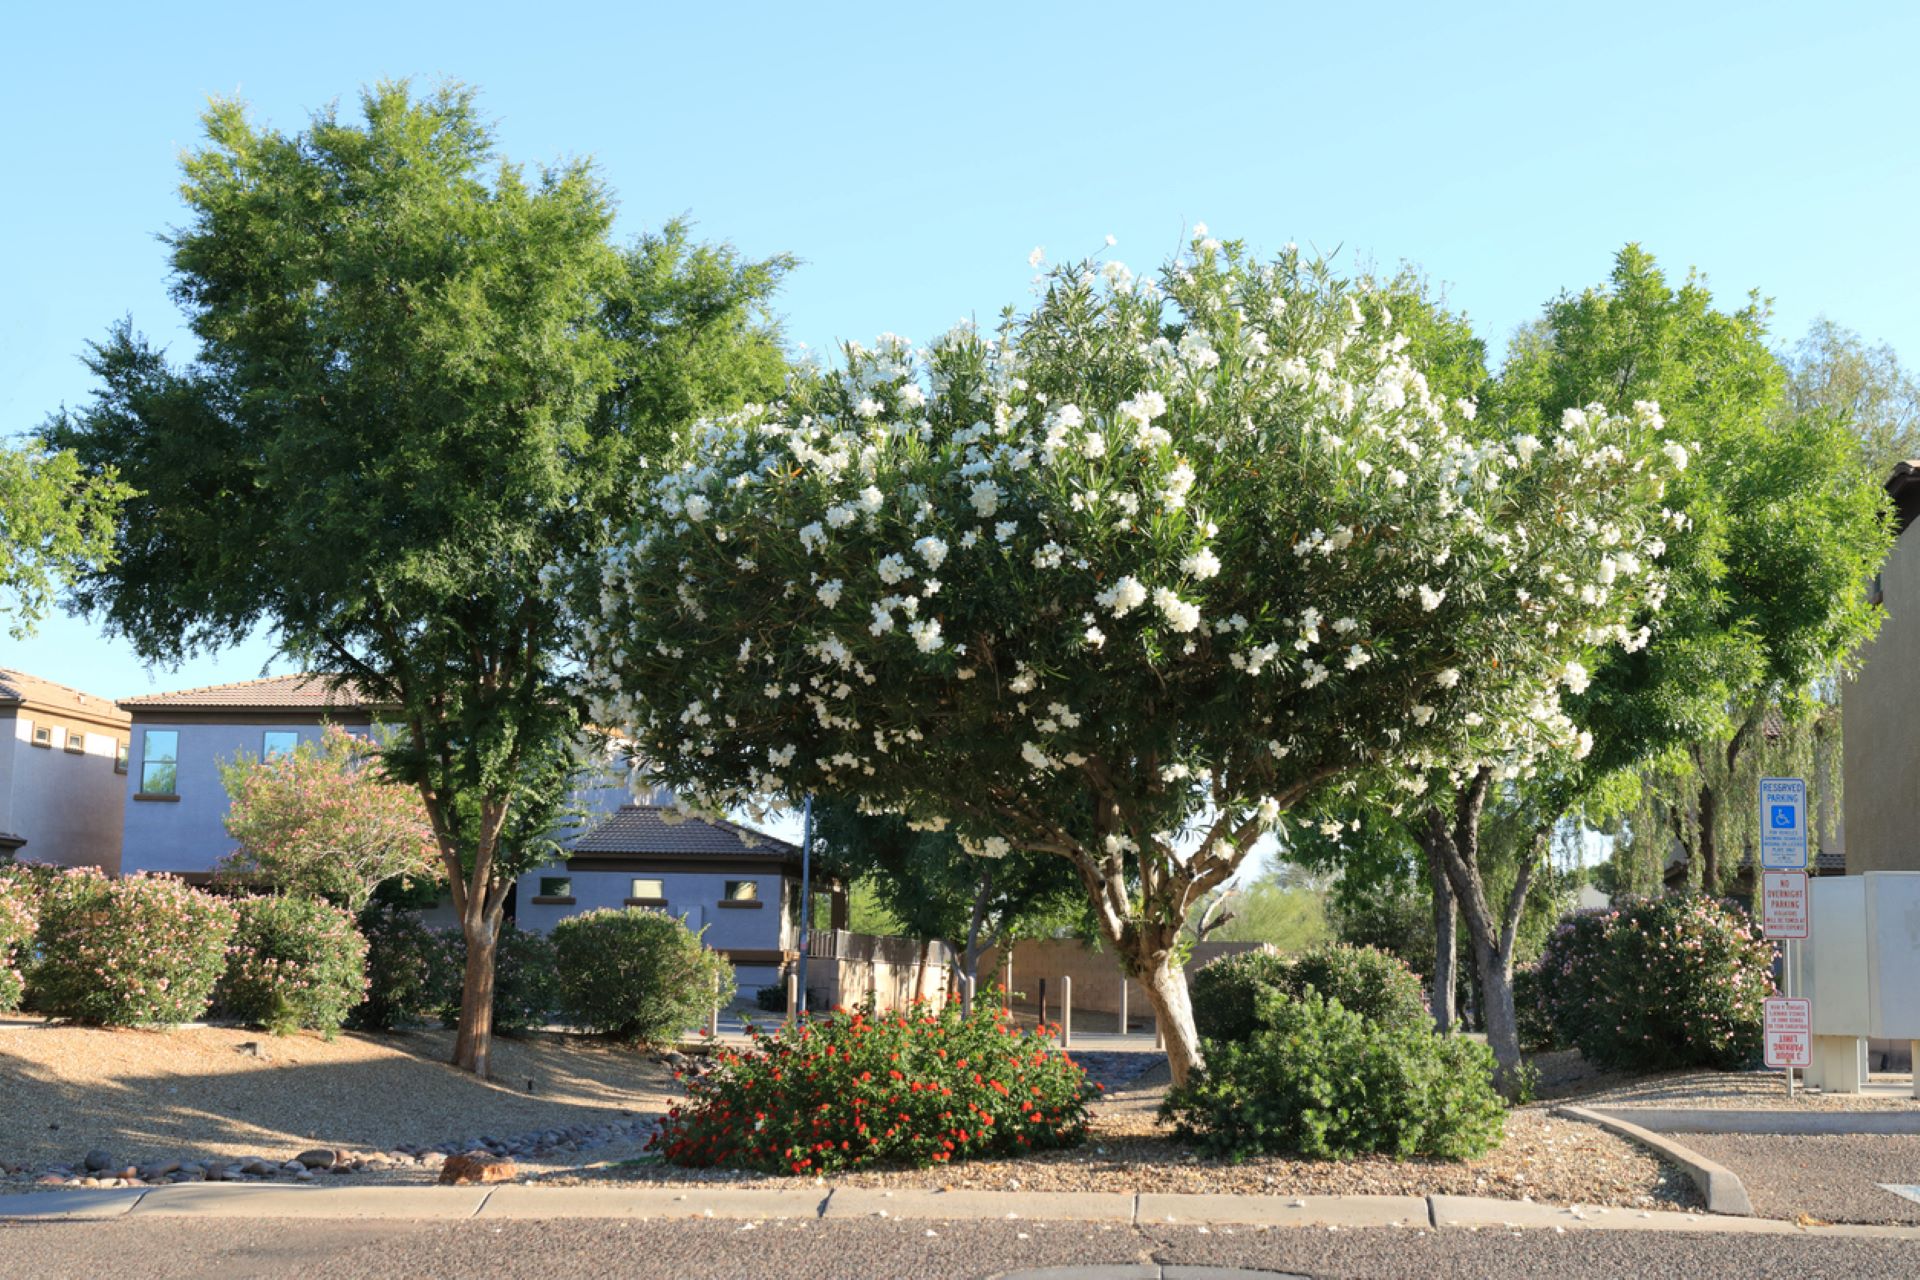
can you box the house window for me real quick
[30,725,51,748]
[64,731,86,754]
[724,880,759,902]
[539,876,572,899]
[632,878,665,900]
[115,742,129,774]
[262,731,300,759]
[140,730,180,795]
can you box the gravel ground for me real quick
[1683,1133,1920,1225]
[0,1018,674,1175]
[11,1215,1920,1280]
[551,1063,1699,1211]
[1570,1070,1920,1112]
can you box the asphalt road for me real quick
[1682,1133,1920,1225]
[5,1216,1920,1280]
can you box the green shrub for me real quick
[1190,943,1427,1045]
[32,870,238,1026]
[1512,964,1557,1052]
[1164,991,1506,1160]
[1287,943,1428,1029]
[350,907,459,1031]
[756,982,788,1013]
[654,998,1098,1173]
[0,875,36,1013]
[551,907,733,1042]
[217,895,369,1036]
[1189,949,1294,1044]
[437,921,557,1036]
[1535,897,1774,1072]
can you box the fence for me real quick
[803,929,954,1014]
[977,937,1269,1032]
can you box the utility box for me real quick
[1865,872,1920,1040]
[1806,876,1870,1035]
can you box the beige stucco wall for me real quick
[0,712,128,871]
[1843,524,1920,873]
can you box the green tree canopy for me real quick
[43,81,793,1076]
[0,439,130,638]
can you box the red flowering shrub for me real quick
[216,894,369,1036]
[31,869,238,1026]
[1534,896,1774,1071]
[0,874,35,1012]
[651,998,1098,1174]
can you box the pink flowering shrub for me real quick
[1534,896,1774,1071]
[216,894,369,1036]
[32,869,238,1026]
[0,875,36,1012]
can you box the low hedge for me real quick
[436,921,557,1036]
[1191,943,1427,1044]
[1164,991,1506,1160]
[0,874,36,1013]
[351,906,459,1031]
[1535,896,1774,1071]
[217,895,369,1036]
[653,1000,1098,1173]
[31,869,238,1026]
[551,907,733,1043]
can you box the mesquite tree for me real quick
[577,234,1681,1084]
[43,83,791,1077]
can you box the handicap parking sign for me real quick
[1759,778,1807,869]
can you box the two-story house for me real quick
[115,675,825,999]
[0,668,130,870]
[119,674,386,878]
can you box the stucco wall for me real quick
[513,865,788,955]
[0,715,127,871]
[121,720,341,875]
[978,937,1270,1026]
[1843,525,1920,874]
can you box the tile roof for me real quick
[119,673,381,712]
[569,805,800,859]
[0,669,129,724]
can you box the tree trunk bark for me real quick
[1426,843,1458,1034]
[1475,934,1522,1088]
[450,908,500,1079]
[1698,783,1720,896]
[1130,942,1205,1087]
[913,937,932,1004]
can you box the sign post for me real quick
[1759,778,1811,1096]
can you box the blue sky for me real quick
[5,0,1917,702]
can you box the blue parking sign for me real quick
[1758,778,1808,869]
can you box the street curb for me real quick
[1557,1104,1754,1216]
[1584,1107,1920,1136]
[9,1181,1919,1237]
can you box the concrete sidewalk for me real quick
[7,1182,1920,1239]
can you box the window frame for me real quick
[139,730,180,796]
[262,730,300,760]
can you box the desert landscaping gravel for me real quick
[553,1068,1702,1212]
[0,1018,675,1180]
[1575,1069,1920,1112]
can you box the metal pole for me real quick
[708,971,721,1039]
[1061,976,1072,1048]
[1786,938,1796,1099]
[1119,979,1129,1037]
[795,795,815,1016]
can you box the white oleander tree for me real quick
[576,234,1683,1084]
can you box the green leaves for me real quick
[0,438,130,639]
